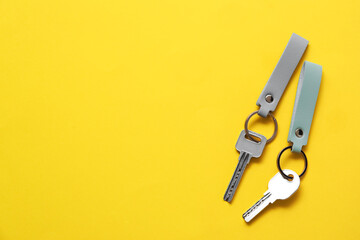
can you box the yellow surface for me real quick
[0,0,359,239]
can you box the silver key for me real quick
[242,169,300,222]
[223,130,266,202]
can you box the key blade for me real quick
[223,152,251,202]
[223,130,267,202]
[242,191,275,222]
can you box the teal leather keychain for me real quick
[277,61,322,179]
[288,61,322,153]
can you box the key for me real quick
[223,130,267,202]
[242,169,300,222]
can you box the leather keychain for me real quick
[224,33,309,203]
[242,61,323,222]
[277,61,323,180]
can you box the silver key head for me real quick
[235,130,267,158]
[268,169,300,200]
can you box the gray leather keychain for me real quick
[224,33,308,203]
[244,33,308,143]
[256,33,309,118]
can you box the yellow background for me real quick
[0,0,359,239]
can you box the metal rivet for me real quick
[265,94,273,103]
[295,128,303,138]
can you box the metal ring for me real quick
[277,146,308,180]
[244,110,278,143]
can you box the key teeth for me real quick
[242,192,272,222]
[223,195,231,203]
[223,153,251,203]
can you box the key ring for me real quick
[277,146,308,180]
[244,110,278,143]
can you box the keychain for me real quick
[224,33,308,202]
[242,61,322,222]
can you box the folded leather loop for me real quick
[288,61,322,152]
[257,33,309,117]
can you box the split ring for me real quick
[244,110,278,143]
[277,146,308,180]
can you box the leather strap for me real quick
[288,61,322,152]
[257,33,309,117]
